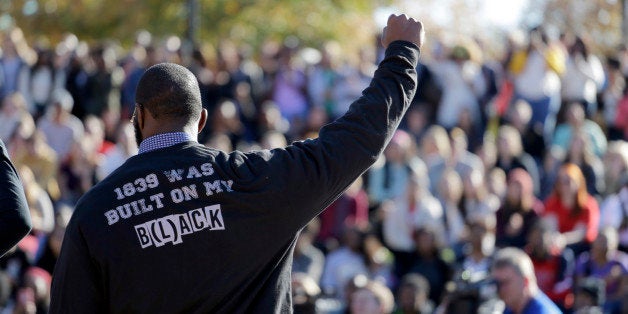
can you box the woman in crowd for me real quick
[496,168,543,248]
[544,163,600,256]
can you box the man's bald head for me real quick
[135,63,202,126]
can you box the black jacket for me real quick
[0,139,31,257]
[49,41,419,313]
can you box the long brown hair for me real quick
[553,163,589,217]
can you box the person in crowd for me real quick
[259,130,287,150]
[560,35,605,121]
[18,48,57,119]
[0,27,30,100]
[454,212,496,279]
[460,168,500,219]
[563,130,605,196]
[505,99,546,162]
[475,135,498,177]
[349,279,395,314]
[496,168,543,248]
[120,44,160,120]
[544,163,600,256]
[487,167,508,203]
[408,59,442,131]
[419,125,451,194]
[552,102,607,158]
[599,173,628,252]
[508,26,565,141]
[437,169,466,249]
[614,84,628,141]
[539,146,566,201]
[0,92,31,143]
[18,166,54,238]
[306,41,340,117]
[392,273,434,314]
[293,220,325,284]
[491,247,562,314]
[272,43,308,130]
[332,47,376,122]
[35,205,72,276]
[96,121,137,181]
[601,57,626,141]
[318,177,369,253]
[84,46,121,117]
[428,128,483,201]
[83,115,115,157]
[16,266,52,314]
[36,89,84,164]
[368,129,425,207]
[601,141,628,199]
[10,128,60,202]
[495,124,541,196]
[363,234,394,288]
[57,137,99,204]
[526,219,575,311]
[321,224,370,300]
[381,172,442,281]
[209,98,246,146]
[408,224,453,304]
[572,277,605,314]
[64,44,90,120]
[431,43,485,131]
[574,227,628,314]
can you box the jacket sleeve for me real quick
[0,139,31,257]
[49,215,106,314]
[229,41,419,231]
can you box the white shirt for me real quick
[600,187,628,246]
[320,247,368,298]
[515,50,561,100]
[382,193,443,252]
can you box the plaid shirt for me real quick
[138,132,194,154]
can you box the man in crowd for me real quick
[492,247,562,314]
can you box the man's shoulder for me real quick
[526,291,562,314]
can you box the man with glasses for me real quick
[492,247,562,314]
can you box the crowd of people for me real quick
[0,21,627,313]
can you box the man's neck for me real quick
[512,291,533,314]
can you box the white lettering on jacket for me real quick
[134,204,225,249]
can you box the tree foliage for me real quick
[3,0,386,51]
[523,0,623,53]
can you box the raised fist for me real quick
[381,14,424,49]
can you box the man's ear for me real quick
[197,108,208,134]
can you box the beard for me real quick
[133,114,143,147]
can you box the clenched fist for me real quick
[381,14,424,49]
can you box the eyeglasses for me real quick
[493,278,510,290]
[131,103,144,122]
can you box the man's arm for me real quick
[228,15,424,232]
[0,139,31,257]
